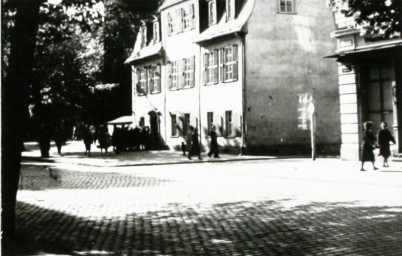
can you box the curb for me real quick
[21,156,276,168]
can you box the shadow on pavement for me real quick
[19,166,174,191]
[13,200,402,255]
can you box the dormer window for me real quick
[226,0,235,20]
[208,0,217,25]
[153,21,160,43]
[140,21,147,47]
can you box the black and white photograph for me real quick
[2,0,402,255]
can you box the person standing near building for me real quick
[83,125,93,156]
[360,121,378,171]
[186,126,194,160]
[377,121,395,167]
[207,125,220,158]
[190,127,202,160]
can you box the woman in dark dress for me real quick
[377,121,395,167]
[207,125,220,158]
[360,121,378,171]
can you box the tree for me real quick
[100,0,159,124]
[1,0,101,239]
[329,0,401,39]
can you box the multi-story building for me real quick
[126,0,340,155]
[328,3,402,160]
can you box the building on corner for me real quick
[125,0,340,155]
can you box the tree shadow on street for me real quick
[10,199,402,255]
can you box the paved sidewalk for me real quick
[22,141,275,167]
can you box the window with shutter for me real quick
[136,68,141,94]
[232,45,238,81]
[168,13,173,35]
[190,56,195,87]
[149,67,154,93]
[219,48,224,82]
[183,57,193,87]
[189,4,195,29]
[213,49,219,83]
[224,45,238,82]
[156,64,161,92]
[176,8,183,33]
[203,52,208,85]
[171,60,180,89]
[167,62,172,90]
[171,114,177,136]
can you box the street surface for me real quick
[15,159,402,255]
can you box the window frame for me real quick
[170,60,180,90]
[171,114,178,137]
[208,0,217,26]
[278,0,296,14]
[226,0,235,20]
[150,64,161,94]
[137,68,148,96]
[225,110,233,137]
[153,21,160,43]
[183,57,193,88]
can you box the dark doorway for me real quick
[148,111,160,149]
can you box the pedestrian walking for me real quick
[377,121,395,167]
[83,125,93,156]
[38,123,51,158]
[207,125,220,158]
[190,127,202,160]
[360,121,378,171]
[186,126,194,160]
[54,124,65,155]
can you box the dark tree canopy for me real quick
[330,0,401,38]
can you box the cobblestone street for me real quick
[14,159,402,255]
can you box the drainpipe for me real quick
[237,32,247,155]
[198,44,202,150]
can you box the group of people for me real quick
[181,125,220,160]
[360,121,396,171]
[74,123,153,156]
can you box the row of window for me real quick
[171,111,240,138]
[167,4,195,36]
[136,46,239,95]
[204,45,238,84]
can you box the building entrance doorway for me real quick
[362,62,395,136]
[148,111,160,149]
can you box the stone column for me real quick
[338,62,360,160]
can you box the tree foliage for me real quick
[330,0,401,38]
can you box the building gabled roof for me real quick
[125,42,163,64]
[158,0,187,11]
[194,0,255,43]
